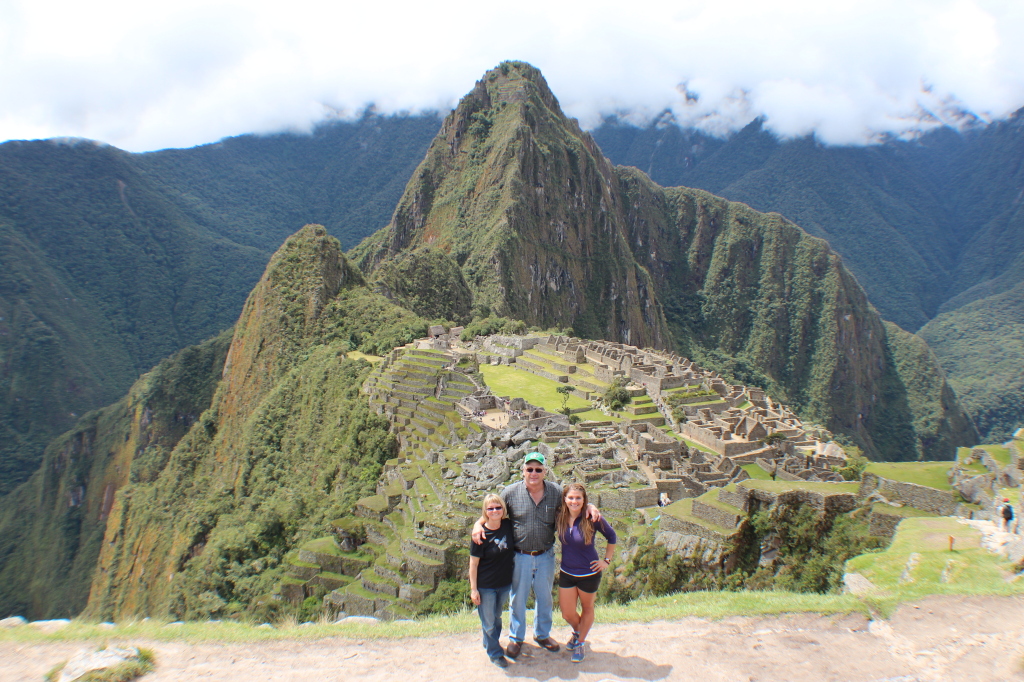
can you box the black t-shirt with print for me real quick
[469,518,515,589]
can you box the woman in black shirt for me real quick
[469,493,516,668]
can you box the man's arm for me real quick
[471,516,487,544]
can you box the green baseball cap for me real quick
[523,452,546,466]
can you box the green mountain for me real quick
[0,330,231,618]
[0,225,430,620]
[0,115,438,493]
[593,114,1024,442]
[0,63,980,620]
[0,140,265,495]
[353,61,974,459]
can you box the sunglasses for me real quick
[486,506,503,512]
[525,467,544,473]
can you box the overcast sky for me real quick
[2,0,1022,152]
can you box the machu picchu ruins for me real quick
[272,329,1024,620]
[275,330,906,618]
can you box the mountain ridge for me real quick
[353,61,974,459]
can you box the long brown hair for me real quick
[556,483,594,544]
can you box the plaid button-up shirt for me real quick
[501,479,561,553]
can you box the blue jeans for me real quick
[509,547,556,642]
[477,586,511,660]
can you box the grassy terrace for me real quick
[662,498,738,535]
[869,502,938,518]
[864,462,956,491]
[846,517,1024,605]
[478,363,604,421]
[741,463,773,480]
[739,479,860,495]
[346,350,383,363]
[959,443,1014,468]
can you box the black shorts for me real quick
[558,570,602,593]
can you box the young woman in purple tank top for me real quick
[556,482,617,663]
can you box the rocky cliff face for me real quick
[351,62,670,348]
[352,62,974,459]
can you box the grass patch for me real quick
[346,350,383,363]
[301,537,341,556]
[478,363,592,413]
[846,517,1024,601]
[957,446,995,472]
[869,503,938,518]
[3,592,866,645]
[977,444,1014,467]
[865,461,955,491]
[742,463,773,480]
[740,479,860,494]
[662,499,737,535]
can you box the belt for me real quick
[517,549,546,556]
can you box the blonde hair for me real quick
[481,493,508,519]
[556,483,594,544]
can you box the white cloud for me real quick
[1,0,1022,151]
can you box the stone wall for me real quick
[659,509,733,545]
[858,472,959,516]
[597,486,660,510]
[740,484,857,513]
[867,509,903,539]
[717,487,748,511]
[680,421,761,456]
[692,500,742,529]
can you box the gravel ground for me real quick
[4,594,1024,682]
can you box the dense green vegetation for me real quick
[135,114,440,252]
[83,227,430,621]
[918,280,1024,443]
[0,141,262,493]
[603,500,883,603]
[370,246,473,323]
[0,330,231,618]
[0,116,438,493]
[0,226,432,621]
[593,115,1024,442]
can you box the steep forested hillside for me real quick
[85,226,430,621]
[353,62,974,459]
[593,114,1024,442]
[0,225,433,620]
[0,330,231,618]
[135,114,441,252]
[0,116,438,492]
[0,141,265,494]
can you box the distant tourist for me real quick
[468,494,516,668]
[1001,498,1015,532]
[472,452,602,659]
[556,482,617,663]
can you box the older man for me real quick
[472,452,599,658]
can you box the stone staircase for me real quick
[281,349,488,618]
[363,346,480,461]
[315,457,481,619]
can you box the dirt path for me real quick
[5,595,1024,682]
